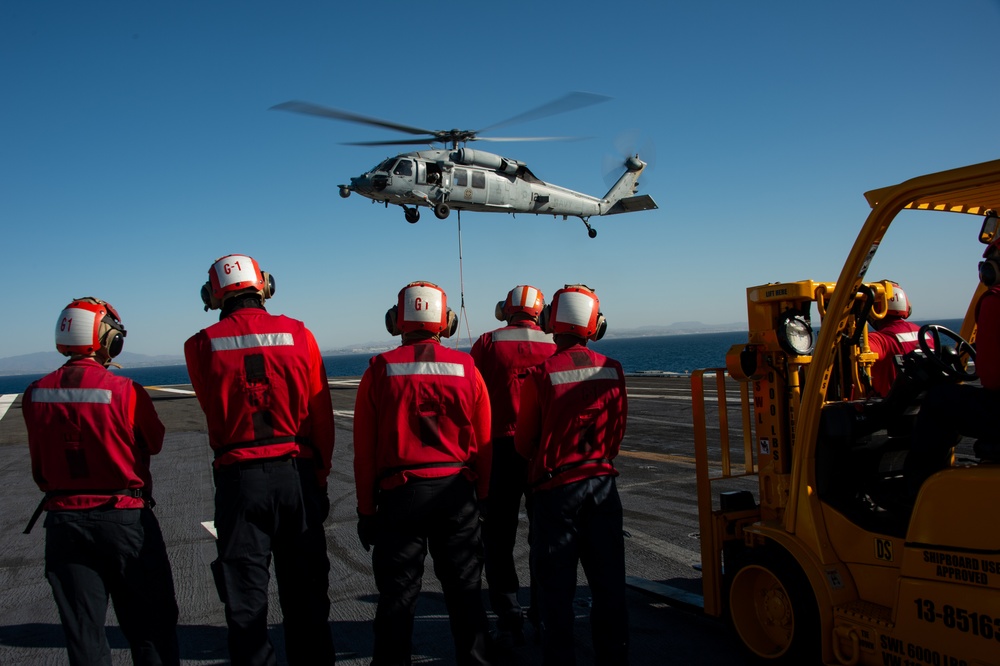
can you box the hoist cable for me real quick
[456,209,473,347]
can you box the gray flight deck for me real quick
[0,375,754,665]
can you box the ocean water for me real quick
[0,331,749,394]
[0,321,962,395]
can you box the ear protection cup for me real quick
[538,305,552,334]
[593,313,607,341]
[201,282,222,311]
[261,272,275,300]
[981,259,1000,287]
[441,309,458,338]
[385,305,401,336]
[495,301,506,322]
[104,330,125,358]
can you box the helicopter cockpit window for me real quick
[393,160,413,177]
[454,169,468,187]
[374,158,395,173]
[472,171,486,189]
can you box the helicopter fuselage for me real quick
[341,148,653,236]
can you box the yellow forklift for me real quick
[691,160,1000,665]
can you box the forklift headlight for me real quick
[777,314,814,356]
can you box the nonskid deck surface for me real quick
[0,376,750,665]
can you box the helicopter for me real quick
[271,92,657,238]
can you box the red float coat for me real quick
[471,321,556,438]
[23,357,165,511]
[353,339,492,516]
[515,341,628,492]
[184,307,335,484]
[867,318,923,397]
[975,286,1000,390]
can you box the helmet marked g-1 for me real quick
[201,254,275,311]
[55,297,126,359]
[385,281,457,337]
[540,284,607,341]
[495,285,545,322]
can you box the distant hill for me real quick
[0,351,186,377]
[0,322,746,376]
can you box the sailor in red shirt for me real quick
[184,255,335,665]
[515,284,629,666]
[23,297,179,666]
[866,282,924,397]
[907,231,1000,496]
[471,284,555,644]
[353,281,492,666]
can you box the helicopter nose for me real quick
[350,175,371,194]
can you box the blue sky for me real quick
[3,1,999,358]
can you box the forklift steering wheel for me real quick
[918,324,977,382]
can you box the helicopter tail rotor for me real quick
[603,129,657,189]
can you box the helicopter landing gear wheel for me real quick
[404,207,420,224]
[434,203,450,220]
[727,549,819,664]
[582,218,597,238]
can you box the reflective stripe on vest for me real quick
[549,366,620,386]
[894,331,919,344]
[492,328,553,343]
[210,332,294,351]
[386,361,466,377]
[30,388,113,404]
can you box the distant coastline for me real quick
[0,322,746,376]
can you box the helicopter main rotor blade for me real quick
[477,91,611,135]
[271,100,437,137]
[476,136,588,143]
[341,138,441,147]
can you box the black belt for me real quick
[529,457,613,489]
[377,461,467,483]
[213,454,300,477]
[23,488,148,535]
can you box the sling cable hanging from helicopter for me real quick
[455,210,474,348]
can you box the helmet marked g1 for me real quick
[201,254,275,311]
[55,297,126,358]
[495,285,545,322]
[385,281,457,337]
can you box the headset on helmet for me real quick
[980,237,1000,287]
[200,254,275,311]
[55,297,127,359]
[385,281,457,337]
[495,285,545,322]
[539,284,607,341]
[885,282,912,318]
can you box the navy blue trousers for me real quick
[370,474,490,666]
[483,436,534,630]
[212,457,334,666]
[530,475,629,666]
[44,507,179,666]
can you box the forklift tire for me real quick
[727,548,819,664]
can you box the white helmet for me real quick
[55,297,126,359]
[540,284,607,340]
[201,254,275,311]
[385,281,457,337]
[885,282,911,318]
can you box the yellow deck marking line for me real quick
[146,386,196,395]
[618,449,698,465]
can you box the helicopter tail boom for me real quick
[600,155,658,215]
